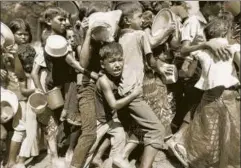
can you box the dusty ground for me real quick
[20,150,183,168]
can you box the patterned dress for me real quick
[184,87,240,168]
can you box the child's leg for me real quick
[123,142,139,160]
[139,145,158,168]
[92,137,111,167]
[65,127,81,162]
[7,130,25,167]
[128,98,166,168]
[108,119,132,168]
[83,121,109,168]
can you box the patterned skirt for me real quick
[184,87,240,168]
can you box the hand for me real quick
[205,39,232,62]
[132,84,143,97]
[0,69,7,81]
[35,88,44,94]
[165,22,176,34]
[158,64,174,76]
[81,17,89,31]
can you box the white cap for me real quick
[1,87,19,115]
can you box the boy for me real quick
[85,42,142,168]
[115,3,169,168]
[32,7,69,93]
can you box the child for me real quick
[9,18,32,87]
[41,7,69,43]
[172,18,240,168]
[84,42,142,168]
[167,1,233,149]
[60,28,82,124]
[119,8,178,164]
[0,87,19,166]
[115,2,168,168]
[10,44,40,168]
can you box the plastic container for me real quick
[161,64,178,84]
[46,87,64,110]
[29,93,47,114]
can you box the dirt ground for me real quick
[16,150,183,168]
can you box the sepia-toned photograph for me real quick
[0,1,240,168]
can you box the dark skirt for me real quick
[184,87,240,168]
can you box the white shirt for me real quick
[192,38,240,90]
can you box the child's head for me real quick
[199,1,224,21]
[116,2,143,30]
[43,7,69,35]
[204,18,229,40]
[99,42,124,77]
[66,28,81,50]
[17,44,36,73]
[9,18,32,45]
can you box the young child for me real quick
[10,44,40,168]
[41,7,69,44]
[9,18,32,82]
[60,28,82,124]
[172,18,240,168]
[115,2,168,168]
[0,87,19,166]
[84,42,142,168]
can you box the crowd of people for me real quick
[0,1,240,168]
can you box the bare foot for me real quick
[65,149,74,163]
[92,156,103,168]
[113,155,132,168]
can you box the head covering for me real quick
[1,87,19,115]
[0,22,15,48]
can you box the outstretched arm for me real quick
[99,77,141,110]
[65,53,99,80]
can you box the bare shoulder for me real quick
[97,75,112,91]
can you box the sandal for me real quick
[167,140,189,168]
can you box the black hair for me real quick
[17,44,36,73]
[99,42,123,60]
[204,18,229,40]
[9,18,32,43]
[115,2,143,28]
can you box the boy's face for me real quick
[102,54,124,77]
[14,29,30,45]
[49,15,67,35]
[66,30,77,49]
[1,102,14,123]
[128,11,143,30]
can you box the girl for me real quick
[172,18,240,168]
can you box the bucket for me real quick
[46,87,64,110]
[29,93,47,114]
